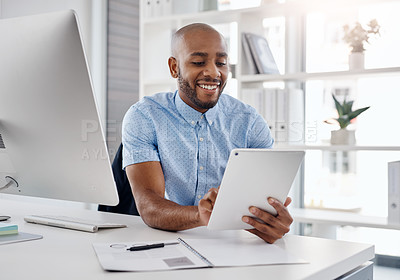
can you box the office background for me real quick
[0,0,399,278]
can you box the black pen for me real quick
[127,242,179,251]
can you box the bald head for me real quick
[171,23,226,57]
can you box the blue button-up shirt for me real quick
[122,91,273,206]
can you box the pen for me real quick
[127,242,179,251]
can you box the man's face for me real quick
[170,29,229,113]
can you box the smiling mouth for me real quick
[197,84,220,90]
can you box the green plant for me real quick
[326,94,370,129]
[343,19,380,53]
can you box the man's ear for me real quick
[168,56,178,78]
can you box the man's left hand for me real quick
[242,197,293,244]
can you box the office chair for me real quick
[98,143,140,216]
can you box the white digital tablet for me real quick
[207,149,305,230]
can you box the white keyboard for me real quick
[24,215,127,233]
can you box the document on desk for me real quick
[93,237,307,272]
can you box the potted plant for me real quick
[343,19,380,70]
[325,94,370,145]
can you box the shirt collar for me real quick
[174,91,217,127]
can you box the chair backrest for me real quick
[98,143,139,216]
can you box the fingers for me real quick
[284,197,292,207]
[197,188,219,227]
[242,207,290,234]
[268,197,293,224]
[242,197,293,244]
[245,228,281,244]
[198,188,218,213]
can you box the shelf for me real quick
[275,144,400,151]
[291,208,400,231]
[241,67,400,83]
[143,7,242,24]
[142,0,386,26]
[142,2,286,25]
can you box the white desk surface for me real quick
[0,198,374,280]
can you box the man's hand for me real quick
[198,188,219,226]
[242,197,293,244]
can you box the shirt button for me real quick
[200,115,204,119]
[191,121,195,125]
[197,195,202,199]
[199,137,204,142]
[199,166,204,170]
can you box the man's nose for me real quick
[203,64,221,79]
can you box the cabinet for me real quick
[139,0,400,255]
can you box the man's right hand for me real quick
[198,188,219,226]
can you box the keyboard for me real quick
[24,215,127,233]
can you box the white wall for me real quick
[0,0,108,130]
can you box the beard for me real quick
[177,72,223,110]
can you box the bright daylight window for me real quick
[304,1,400,256]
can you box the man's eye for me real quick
[216,62,227,67]
[192,61,204,66]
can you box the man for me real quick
[122,23,293,243]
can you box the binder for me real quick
[153,0,162,17]
[275,89,287,143]
[286,88,305,144]
[240,87,304,144]
[241,88,264,116]
[143,0,153,18]
[274,89,304,144]
[388,160,400,225]
[162,0,172,16]
[264,88,277,139]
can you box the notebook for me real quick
[93,236,306,271]
[0,232,42,245]
[0,222,18,235]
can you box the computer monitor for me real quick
[0,10,119,206]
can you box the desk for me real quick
[0,197,374,280]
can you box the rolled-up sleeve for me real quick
[122,106,160,169]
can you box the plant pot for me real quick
[330,129,356,145]
[349,52,364,70]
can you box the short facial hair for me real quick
[177,72,223,110]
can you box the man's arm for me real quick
[125,161,218,231]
